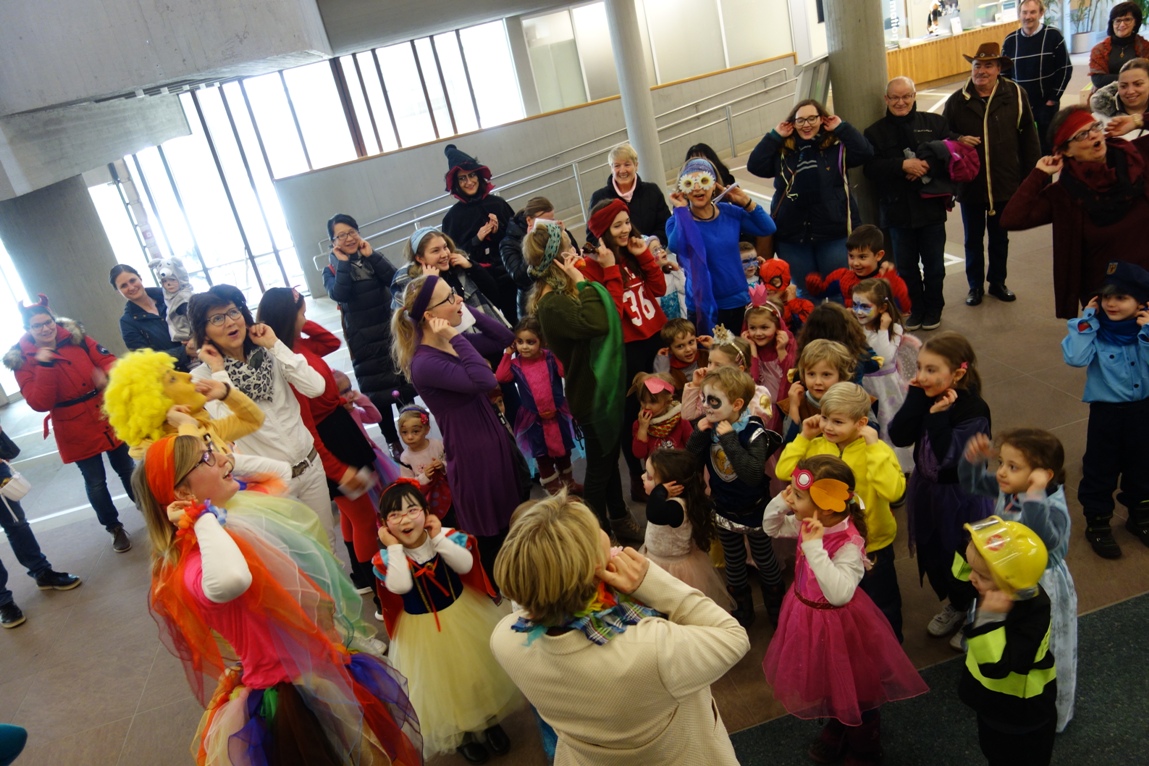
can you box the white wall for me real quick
[275,58,797,296]
[721,0,793,67]
[645,0,726,83]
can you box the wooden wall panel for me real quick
[887,21,1020,86]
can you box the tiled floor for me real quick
[4,57,1149,765]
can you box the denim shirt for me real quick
[1061,307,1149,403]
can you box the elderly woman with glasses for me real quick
[1001,105,1149,318]
[188,285,338,550]
[4,295,136,553]
[1090,2,1149,90]
[390,272,520,584]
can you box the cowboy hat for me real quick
[962,42,1012,69]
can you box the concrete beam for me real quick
[0,0,331,115]
[0,96,190,201]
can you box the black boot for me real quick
[761,581,786,626]
[844,710,883,766]
[1085,516,1122,559]
[728,585,755,628]
[1125,504,1149,548]
[346,542,373,593]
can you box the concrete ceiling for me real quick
[315,0,570,55]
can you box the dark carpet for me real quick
[730,593,1149,765]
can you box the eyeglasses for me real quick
[427,286,459,311]
[333,230,358,241]
[385,507,425,524]
[177,447,217,485]
[206,308,244,327]
[1068,122,1104,144]
[793,116,821,127]
[457,171,479,182]
[886,94,915,103]
[29,319,55,331]
[1114,16,1136,25]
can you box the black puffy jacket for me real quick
[587,174,670,245]
[863,107,957,229]
[322,252,412,407]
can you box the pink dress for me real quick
[763,516,927,725]
[641,507,734,609]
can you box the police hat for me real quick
[1098,261,1149,304]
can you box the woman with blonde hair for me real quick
[587,142,672,245]
[390,272,520,582]
[134,434,422,765]
[525,223,643,543]
[390,228,505,329]
[490,492,749,764]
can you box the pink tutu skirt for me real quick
[644,547,734,609]
[763,587,928,725]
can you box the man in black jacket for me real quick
[586,142,671,245]
[864,76,960,331]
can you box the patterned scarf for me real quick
[647,403,683,439]
[511,581,662,646]
[223,353,275,402]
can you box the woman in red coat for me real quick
[3,296,135,552]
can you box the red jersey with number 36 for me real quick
[580,248,668,343]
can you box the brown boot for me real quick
[610,513,645,545]
[541,473,564,496]
[561,469,584,496]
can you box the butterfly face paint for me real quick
[701,385,737,424]
[852,297,877,322]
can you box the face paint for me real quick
[852,298,877,321]
[702,385,736,424]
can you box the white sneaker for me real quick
[374,611,385,622]
[927,603,965,636]
[949,630,967,652]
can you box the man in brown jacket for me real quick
[943,42,1042,306]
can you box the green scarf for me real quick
[584,280,624,450]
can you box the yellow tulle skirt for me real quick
[389,587,522,756]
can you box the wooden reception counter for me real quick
[887,20,1020,86]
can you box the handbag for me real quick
[0,465,31,502]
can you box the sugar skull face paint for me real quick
[701,385,737,424]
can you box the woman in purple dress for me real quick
[391,268,520,583]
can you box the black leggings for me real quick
[581,421,626,532]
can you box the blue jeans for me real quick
[74,442,136,531]
[960,202,1009,290]
[776,238,848,300]
[889,223,947,318]
[0,496,52,607]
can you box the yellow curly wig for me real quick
[103,349,177,447]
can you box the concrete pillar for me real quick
[603,0,669,192]
[0,176,128,355]
[505,16,542,117]
[824,0,888,226]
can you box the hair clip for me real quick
[959,361,969,370]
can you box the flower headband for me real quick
[399,405,430,426]
[678,158,717,193]
[527,223,565,278]
[792,469,852,513]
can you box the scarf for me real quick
[1097,312,1141,345]
[510,582,662,645]
[585,281,625,450]
[223,354,275,402]
[612,177,636,203]
[328,252,376,283]
[647,404,683,440]
[672,207,717,332]
[711,407,751,444]
[1059,142,1146,226]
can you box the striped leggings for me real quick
[716,526,784,591]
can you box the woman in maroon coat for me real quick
[3,296,135,552]
[1001,105,1149,318]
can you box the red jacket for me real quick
[581,248,668,343]
[5,320,121,463]
[293,321,351,482]
[807,267,912,314]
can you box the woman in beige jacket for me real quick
[490,493,749,765]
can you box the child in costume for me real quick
[373,480,522,762]
[630,372,692,458]
[804,225,912,313]
[797,302,882,387]
[640,448,732,608]
[743,297,795,432]
[648,235,687,320]
[785,339,857,439]
[332,369,402,488]
[741,241,762,289]
[763,455,927,765]
[758,258,813,336]
[776,383,907,641]
[137,434,422,766]
[853,278,917,471]
[496,315,578,496]
[682,330,773,423]
[150,256,194,343]
[959,517,1056,765]
[889,331,993,649]
[686,366,784,627]
[652,318,710,394]
[1061,260,1149,560]
[961,430,1076,732]
[396,406,452,520]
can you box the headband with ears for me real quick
[19,293,50,311]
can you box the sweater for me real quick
[580,248,667,343]
[665,203,776,313]
[534,283,615,424]
[863,107,958,229]
[490,563,748,766]
[686,418,782,519]
[1002,25,1072,107]
[775,434,904,553]
[587,174,671,246]
[942,77,1041,210]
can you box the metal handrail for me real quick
[316,70,797,259]
[341,65,792,235]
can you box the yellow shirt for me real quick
[775,434,904,552]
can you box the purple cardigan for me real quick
[410,312,518,536]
